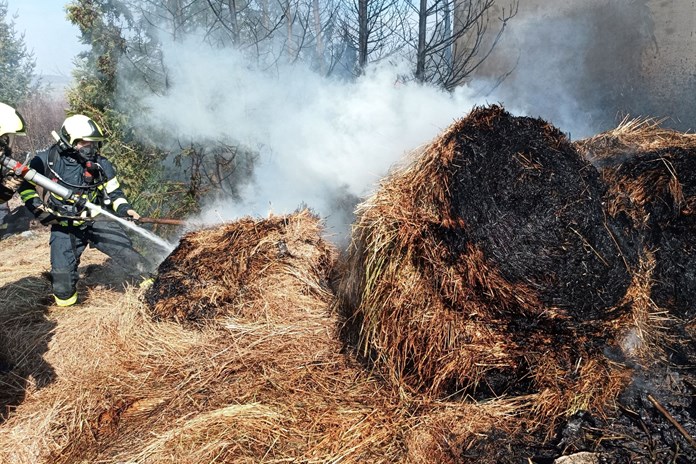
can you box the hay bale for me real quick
[337,105,638,404]
[145,209,335,323]
[576,119,696,319]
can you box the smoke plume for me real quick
[130,38,490,242]
[122,1,695,242]
[475,0,695,137]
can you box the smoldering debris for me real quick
[336,105,638,405]
[144,209,335,324]
[335,105,696,462]
[576,119,696,320]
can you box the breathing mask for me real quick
[77,143,98,161]
[0,134,14,158]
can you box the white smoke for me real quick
[132,36,494,241]
[116,1,694,244]
[475,0,656,139]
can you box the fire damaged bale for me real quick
[575,119,696,234]
[576,119,696,319]
[145,209,335,324]
[336,105,638,407]
[444,108,638,316]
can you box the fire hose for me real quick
[0,154,98,213]
[1,155,187,227]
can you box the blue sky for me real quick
[6,0,86,76]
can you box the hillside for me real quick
[38,74,72,98]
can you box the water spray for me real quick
[87,203,175,252]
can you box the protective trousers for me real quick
[50,220,153,306]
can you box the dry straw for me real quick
[336,105,642,425]
[1,112,695,463]
[1,212,492,463]
[576,117,696,320]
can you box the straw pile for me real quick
[332,106,696,459]
[1,165,694,462]
[0,213,407,463]
[144,209,335,323]
[336,105,639,412]
[0,213,571,464]
[575,118,696,320]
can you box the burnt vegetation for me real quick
[577,122,696,322]
[334,105,696,462]
[3,107,696,463]
[145,209,335,324]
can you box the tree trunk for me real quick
[416,0,428,81]
[312,0,326,73]
[358,0,368,71]
[168,0,184,40]
[227,0,240,44]
[443,0,452,68]
[286,0,296,57]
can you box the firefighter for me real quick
[0,102,27,373]
[19,114,154,307]
[0,102,27,203]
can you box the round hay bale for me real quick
[337,105,638,400]
[576,119,696,319]
[145,209,335,324]
[444,108,638,315]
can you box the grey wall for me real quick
[643,0,696,127]
[471,0,695,137]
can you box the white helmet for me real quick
[60,114,105,146]
[0,102,27,138]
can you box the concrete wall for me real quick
[468,0,696,134]
[643,0,696,125]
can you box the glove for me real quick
[126,209,141,221]
[0,171,20,203]
[1,175,22,192]
[34,205,59,226]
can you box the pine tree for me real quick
[0,1,38,106]
[66,0,196,220]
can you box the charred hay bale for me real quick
[337,105,637,401]
[144,209,335,323]
[576,119,696,234]
[576,119,696,319]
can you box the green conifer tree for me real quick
[0,1,38,106]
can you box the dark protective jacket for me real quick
[0,175,15,203]
[19,144,134,226]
